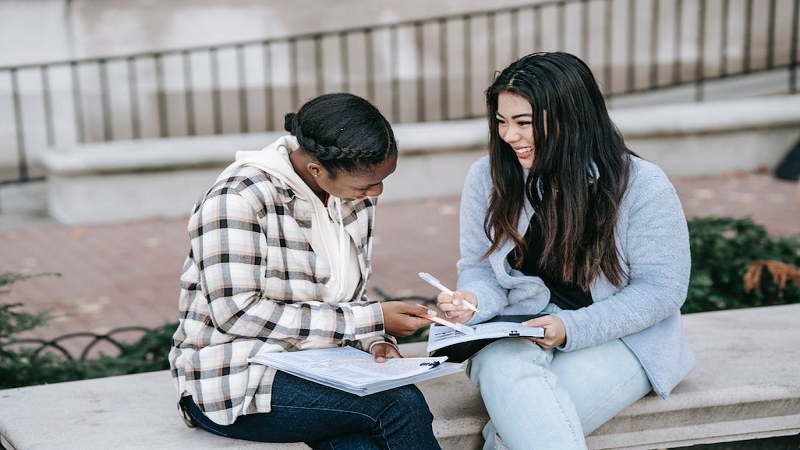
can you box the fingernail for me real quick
[454,299,461,305]
[427,310,437,316]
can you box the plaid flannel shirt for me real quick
[169,165,392,426]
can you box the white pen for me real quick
[418,272,480,313]
[414,304,476,335]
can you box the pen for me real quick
[418,272,480,313]
[415,304,476,335]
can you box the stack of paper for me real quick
[249,346,463,396]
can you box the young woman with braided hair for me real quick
[436,53,695,450]
[170,93,442,450]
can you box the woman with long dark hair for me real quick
[170,93,441,450]
[437,52,695,450]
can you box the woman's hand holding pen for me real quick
[522,315,567,349]
[436,290,478,324]
[381,302,436,337]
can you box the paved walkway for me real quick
[1,172,798,352]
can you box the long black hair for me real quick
[484,52,632,289]
[284,93,397,178]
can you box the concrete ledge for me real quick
[1,304,799,450]
[615,94,800,178]
[39,120,488,224]
[39,95,800,224]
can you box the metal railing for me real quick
[1,0,798,189]
[1,326,153,360]
[0,295,436,361]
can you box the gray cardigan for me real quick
[457,155,695,398]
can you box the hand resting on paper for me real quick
[436,290,477,323]
[522,315,567,349]
[371,342,402,363]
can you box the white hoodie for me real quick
[219,135,362,303]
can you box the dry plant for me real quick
[743,261,800,293]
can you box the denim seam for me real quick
[271,404,392,450]
[580,369,642,428]
[542,369,585,450]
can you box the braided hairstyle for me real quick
[284,93,397,178]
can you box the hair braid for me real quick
[283,93,396,174]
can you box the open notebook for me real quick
[428,315,546,363]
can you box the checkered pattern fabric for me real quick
[169,165,391,426]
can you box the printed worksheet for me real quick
[249,346,461,396]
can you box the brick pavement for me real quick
[0,172,798,351]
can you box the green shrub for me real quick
[0,272,177,389]
[684,217,800,313]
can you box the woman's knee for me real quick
[380,385,434,423]
[468,338,547,387]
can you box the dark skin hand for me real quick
[380,302,436,337]
[371,342,403,363]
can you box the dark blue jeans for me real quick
[181,371,441,450]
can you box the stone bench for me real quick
[1,304,799,450]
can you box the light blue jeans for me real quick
[467,303,652,450]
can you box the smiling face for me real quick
[496,92,537,170]
[309,152,398,202]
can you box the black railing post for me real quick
[558,2,566,51]
[365,28,376,103]
[511,8,520,60]
[742,0,753,74]
[791,0,799,93]
[182,50,196,136]
[262,41,274,130]
[439,18,449,121]
[390,25,400,123]
[415,22,425,123]
[695,0,707,102]
[313,35,323,99]
[289,38,299,111]
[99,59,113,141]
[127,56,141,140]
[627,0,637,93]
[70,61,85,143]
[604,0,613,94]
[533,5,542,52]
[720,0,731,78]
[210,47,222,135]
[339,32,349,94]
[488,11,496,86]
[463,15,472,118]
[10,68,29,181]
[237,44,249,134]
[650,0,660,89]
[41,65,55,147]
[580,1,589,59]
[672,0,683,85]
[155,54,168,138]
[766,0,776,69]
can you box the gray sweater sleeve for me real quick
[456,157,511,324]
[556,162,691,352]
